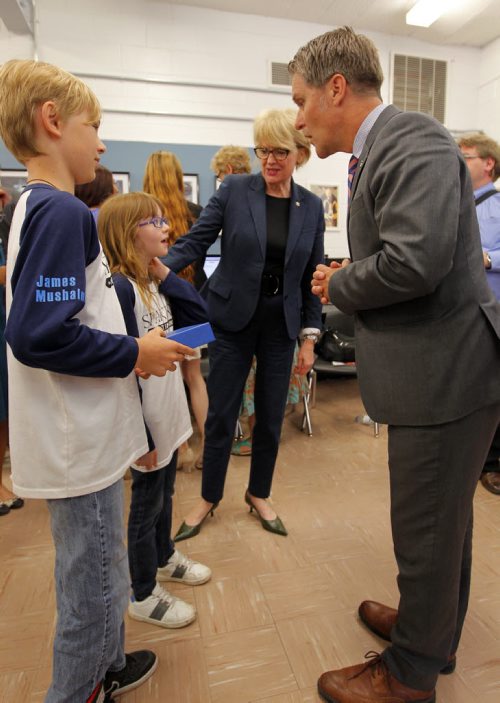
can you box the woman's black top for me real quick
[264,195,290,277]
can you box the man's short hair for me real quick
[457,133,500,181]
[288,26,384,97]
[0,59,101,163]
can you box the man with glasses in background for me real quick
[459,133,500,494]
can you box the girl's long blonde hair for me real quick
[143,151,196,283]
[98,191,165,310]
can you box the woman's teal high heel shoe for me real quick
[174,502,218,542]
[244,491,288,536]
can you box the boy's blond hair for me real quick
[98,191,165,310]
[0,59,101,163]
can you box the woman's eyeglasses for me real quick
[138,217,169,229]
[254,147,290,161]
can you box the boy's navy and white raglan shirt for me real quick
[6,184,148,499]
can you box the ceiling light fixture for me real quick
[406,0,453,28]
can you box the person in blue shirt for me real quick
[459,133,500,495]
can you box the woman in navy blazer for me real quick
[165,109,324,539]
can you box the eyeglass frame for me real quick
[253,147,291,161]
[138,216,169,229]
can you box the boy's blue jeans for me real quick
[128,452,177,601]
[46,480,128,703]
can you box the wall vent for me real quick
[270,62,292,87]
[392,54,447,124]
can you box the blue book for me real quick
[166,322,215,348]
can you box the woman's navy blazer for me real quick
[163,173,324,340]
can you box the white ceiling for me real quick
[166,0,500,48]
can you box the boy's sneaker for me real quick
[103,650,157,700]
[128,584,196,629]
[157,549,212,585]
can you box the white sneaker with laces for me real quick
[157,549,212,585]
[128,584,196,629]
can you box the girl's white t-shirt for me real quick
[129,280,192,471]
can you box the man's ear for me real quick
[226,164,234,174]
[484,156,495,179]
[39,101,63,138]
[327,73,348,104]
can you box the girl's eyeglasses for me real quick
[138,217,169,229]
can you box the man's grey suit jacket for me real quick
[329,105,500,426]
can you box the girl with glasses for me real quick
[98,191,212,630]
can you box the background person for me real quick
[165,108,324,540]
[210,144,252,183]
[144,150,209,470]
[458,133,500,495]
[74,163,116,221]
[289,26,500,703]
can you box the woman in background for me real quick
[210,145,251,183]
[143,151,209,470]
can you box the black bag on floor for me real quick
[315,328,356,363]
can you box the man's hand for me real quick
[311,264,335,304]
[311,260,350,304]
[136,327,194,376]
[135,449,158,471]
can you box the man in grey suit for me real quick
[289,26,500,703]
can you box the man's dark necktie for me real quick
[348,154,359,201]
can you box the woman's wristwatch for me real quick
[301,332,320,343]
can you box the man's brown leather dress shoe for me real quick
[480,471,500,494]
[318,653,435,703]
[358,601,456,675]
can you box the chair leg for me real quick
[235,419,244,441]
[309,369,317,408]
[301,370,314,436]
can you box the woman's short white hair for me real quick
[253,108,311,168]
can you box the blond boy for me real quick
[0,59,193,703]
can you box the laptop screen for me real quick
[203,255,220,278]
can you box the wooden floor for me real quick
[1,377,499,703]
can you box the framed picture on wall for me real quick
[309,183,340,230]
[183,174,199,204]
[112,172,130,194]
[0,169,28,199]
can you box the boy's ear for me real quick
[39,101,64,138]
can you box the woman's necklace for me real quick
[26,178,58,188]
